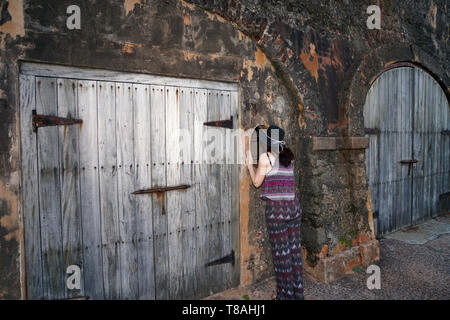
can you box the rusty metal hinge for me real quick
[365,128,380,135]
[203,116,233,129]
[205,250,235,267]
[441,130,450,136]
[32,110,83,132]
[400,159,418,176]
[399,159,418,164]
[132,184,190,195]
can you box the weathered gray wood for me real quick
[205,90,222,295]
[229,90,240,287]
[21,62,239,91]
[77,80,104,299]
[115,83,138,299]
[376,70,387,234]
[133,84,156,300]
[219,91,231,291]
[412,69,449,222]
[193,89,209,299]
[440,88,450,213]
[441,88,450,213]
[365,66,448,236]
[57,78,84,298]
[150,85,169,300]
[21,65,240,299]
[178,88,197,299]
[97,81,121,299]
[165,86,183,300]
[400,68,413,229]
[412,68,425,224]
[20,75,44,300]
[35,76,66,299]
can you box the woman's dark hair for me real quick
[279,146,294,167]
[266,144,294,167]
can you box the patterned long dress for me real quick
[260,153,304,300]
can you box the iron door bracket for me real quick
[205,250,235,267]
[32,110,83,132]
[203,116,233,129]
[400,159,419,176]
[132,184,191,195]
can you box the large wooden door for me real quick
[364,66,449,236]
[20,63,240,300]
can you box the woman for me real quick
[245,125,304,300]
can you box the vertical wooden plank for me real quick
[97,81,121,299]
[414,69,431,223]
[406,68,413,228]
[377,71,388,235]
[133,84,155,300]
[219,91,231,291]
[205,89,222,295]
[400,68,413,229]
[77,80,104,299]
[178,87,196,299]
[57,78,84,298]
[229,90,240,287]
[115,83,138,299]
[387,69,396,231]
[150,85,169,300]
[165,86,183,299]
[412,68,423,225]
[20,75,43,300]
[423,76,431,221]
[424,73,431,220]
[430,79,440,218]
[442,89,450,213]
[393,69,401,230]
[193,88,208,298]
[36,76,65,299]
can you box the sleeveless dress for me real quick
[260,155,302,221]
[260,153,304,300]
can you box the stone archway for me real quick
[343,43,450,137]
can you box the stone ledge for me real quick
[303,239,380,283]
[312,137,369,151]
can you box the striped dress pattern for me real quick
[260,154,304,300]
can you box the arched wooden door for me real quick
[364,66,449,236]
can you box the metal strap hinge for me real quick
[205,250,235,267]
[399,159,419,176]
[203,116,233,129]
[132,184,190,195]
[365,128,380,135]
[32,110,83,132]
